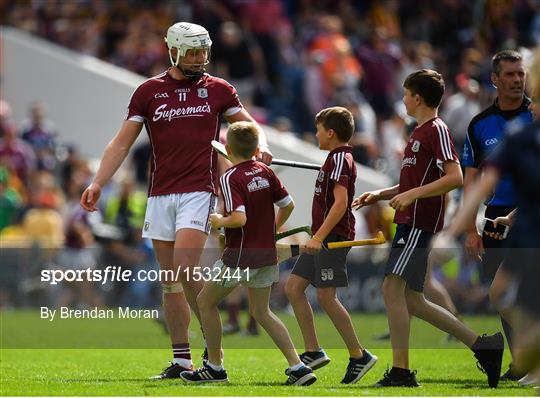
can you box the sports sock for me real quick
[289,362,304,371]
[172,343,192,368]
[227,303,239,325]
[207,361,223,371]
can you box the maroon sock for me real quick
[227,303,239,325]
[172,343,191,362]
[247,315,257,331]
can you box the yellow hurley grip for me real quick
[327,231,386,249]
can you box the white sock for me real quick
[172,358,192,368]
[207,361,223,371]
[289,362,304,371]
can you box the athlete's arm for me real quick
[275,199,295,231]
[209,211,247,229]
[462,166,484,260]
[305,184,348,254]
[352,184,400,209]
[225,109,273,165]
[446,167,499,237]
[80,120,142,211]
[389,161,462,212]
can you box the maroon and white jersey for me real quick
[312,146,356,240]
[220,160,292,269]
[394,117,459,233]
[126,70,242,197]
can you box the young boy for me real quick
[353,69,504,388]
[284,106,377,384]
[180,121,316,386]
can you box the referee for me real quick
[461,50,533,381]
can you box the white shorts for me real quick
[213,260,279,289]
[142,191,217,241]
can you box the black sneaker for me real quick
[472,332,504,388]
[151,362,193,379]
[341,350,378,384]
[500,363,525,381]
[373,368,420,387]
[180,363,228,383]
[285,365,317,386]
[299,349,331,370]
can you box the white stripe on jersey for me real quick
[434,119,453,160]
[331,152,344,180]
[220,168,236,213]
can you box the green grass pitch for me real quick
[0,310,536,396]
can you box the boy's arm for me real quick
[275,199,295,231]
[389,161,463,211]
[210,211,247,229]
[352,184,400,209]
[305,184,348,254]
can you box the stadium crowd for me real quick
[0,0,538,317]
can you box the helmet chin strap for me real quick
[169,48,204,78]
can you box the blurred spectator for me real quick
[355,28,400,123]
[213,21,265,103]
[0,167,23,231]
[20,102,57,172]
[103,176,146,233]
[0,121,36,185]
[441,78,481,157]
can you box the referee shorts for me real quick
[384,224,433,292]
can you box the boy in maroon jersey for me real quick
[285,107,377,384]
[180,121,316,386]
[353,70,504,388]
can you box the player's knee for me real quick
[196,290,214,312]
[405,293,422,315]
[249,305,269,322]
[284,280,301,300]
[488,283,503,309]
[382,276,402,303]
[316,289,336,305]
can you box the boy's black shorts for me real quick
[291,234,350,288]
[384,224,433,292]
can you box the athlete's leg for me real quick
[196,281,235,366]
[174,228,208,323]
[404,288,477,347]
[285,274,320,352]
[153,239,191,347]
[316,287,363,358]
[248,286,301,367]
[382,274,410,369]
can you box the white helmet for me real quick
[165,22,212,77]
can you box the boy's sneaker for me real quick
[299,349,331,370]
[373,368,420,387]
[285,365,317,386]
[151,362,193,379]
[500,363,525,381]
[341,350,378,384]
[518,373,538,387]
[180,363,228,383]
[472,332,504,388]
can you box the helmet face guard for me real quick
[165,22,212,78]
